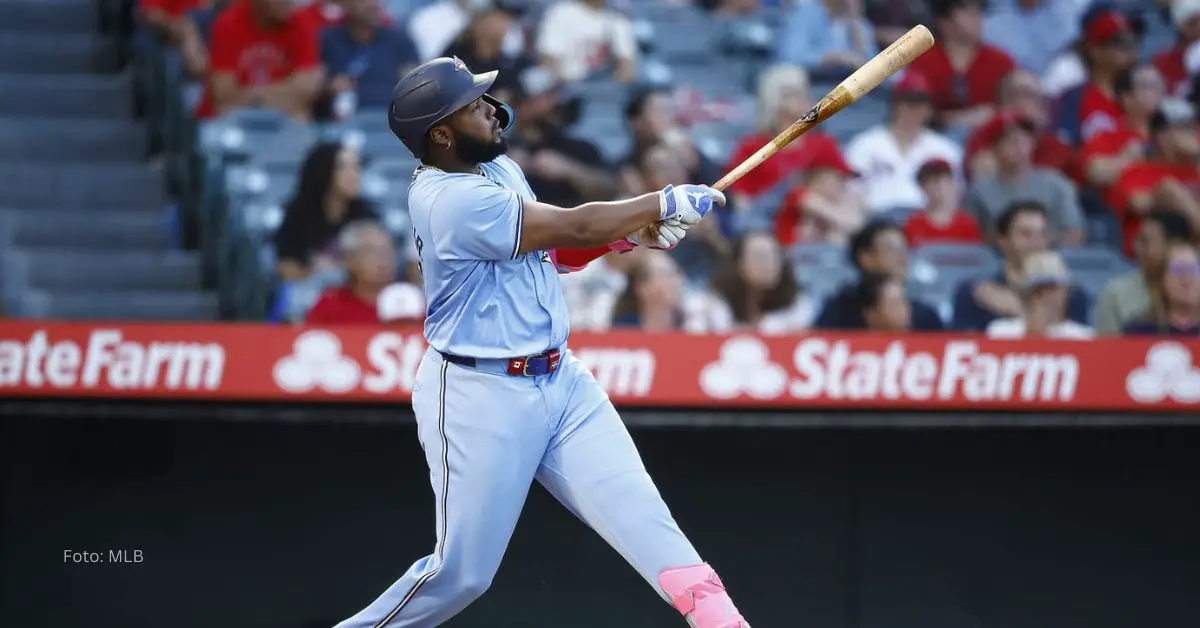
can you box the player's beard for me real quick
[455,133,507,165]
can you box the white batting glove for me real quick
[627,220,688,249]
[658,184,726,227]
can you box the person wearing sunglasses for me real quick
[1095,209,1193,335]
[1123,241,1200,336]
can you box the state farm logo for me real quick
[700,337,1079,402]
[0,329,224,390]
[1125,343,1200,404]
[700,336,787,399]
[272,330,425,394]
[273,331,361,393]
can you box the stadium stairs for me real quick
[0,0,217,320]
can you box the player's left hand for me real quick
[627,220,688,250]
[659,184,726,227]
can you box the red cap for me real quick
[916,158,953,182]
[976,112,1037,147]
[806,150,858,177]
[1085,10,1132,45]
[892,72,931,100]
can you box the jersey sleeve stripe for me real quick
[509,195,524,260]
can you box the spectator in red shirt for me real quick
[775,151,868,246]
[904,157,981,247]
[1053,8,1137,147]
[198,0,323,120]
[1107,99,1200,258]
[908,0,1015,129]
[305,220,404,324]
[1154,0,1200,98]
[965,68,1076,180]
[727,64,843,200]
[1081,63,1165,190]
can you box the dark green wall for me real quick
[3,413,1198,628]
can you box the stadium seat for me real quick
[799,264,858,304]
[1084,212,1125,253]
[198,109,318,163]
[1058,246,1133,273]
[1072,269,1125,301]
[909,244,1002,297]
[791,242,849,269]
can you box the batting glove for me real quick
[627,220,688,250]
[659,184,725,227]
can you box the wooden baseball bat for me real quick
[712,24,936,192]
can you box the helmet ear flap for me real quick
[482,93,515,132]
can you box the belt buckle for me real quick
[521,357,536,377]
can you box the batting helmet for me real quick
[387,56,515,159]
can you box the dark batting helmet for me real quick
[387,56,515,159]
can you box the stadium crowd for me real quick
[135,0,1200,337]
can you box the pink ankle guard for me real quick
[658,563,749,628]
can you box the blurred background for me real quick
[1,0,1200,626]
[0,0,1196,334]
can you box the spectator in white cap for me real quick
[1153,0,1200,98]
[986,250,1095,339]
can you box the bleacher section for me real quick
[1,0,1171,324]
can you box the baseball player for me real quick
[334,57,749,628]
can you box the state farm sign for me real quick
[0,329,224,391]
[700,336,1078,403]
[790,338,1078,402]
[0,322,1192,411]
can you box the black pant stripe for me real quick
[374,360,450,628]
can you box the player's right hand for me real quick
[658,184,725,227]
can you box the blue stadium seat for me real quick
[1058,246,1133,273]
[909,243,1002,300]
[791,242,849,269]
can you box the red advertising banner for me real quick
[0,322,1198,411]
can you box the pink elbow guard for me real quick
[659,563,750,628]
